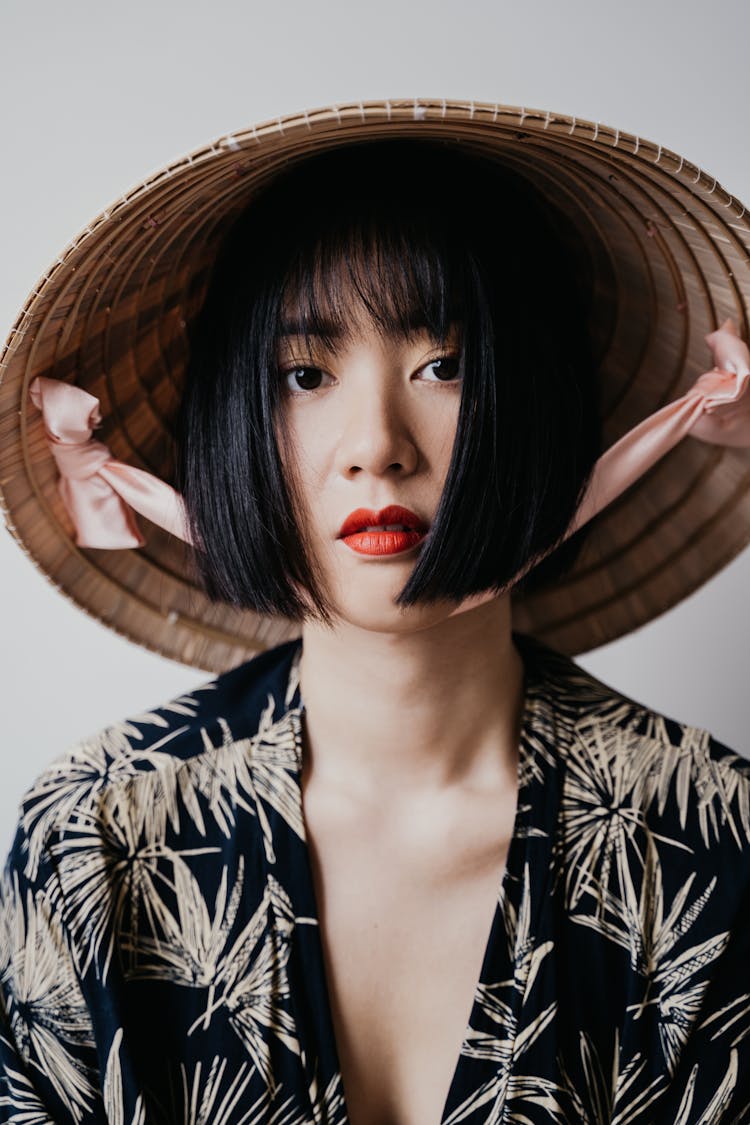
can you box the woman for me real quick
[1,100,749,1124]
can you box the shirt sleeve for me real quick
[0,817,107,1123]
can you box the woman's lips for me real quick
[341,528,427,556]
[337,504,428,556]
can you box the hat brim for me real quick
[2,97,750,671]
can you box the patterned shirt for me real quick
[0,630,749,1124]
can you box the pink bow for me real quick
[453,316,750,614]
[28,378,192,548]
[28,318,750,612]
[564,317,750,538]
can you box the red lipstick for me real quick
[338,505,428,557]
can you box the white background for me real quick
[1,0,749,855]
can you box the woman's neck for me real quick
[297,595,525,808]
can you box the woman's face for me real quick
[274,304,465,633]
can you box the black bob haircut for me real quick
[174,137,603,626]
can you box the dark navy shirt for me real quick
[1,631,749,1123]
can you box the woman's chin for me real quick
[303,549,470,634]
[327,581,465,635]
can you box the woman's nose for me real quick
[334,382,419,479]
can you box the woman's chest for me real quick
[92,797,698,1125]
[303,803,515,1125]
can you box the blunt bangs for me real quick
[174,137,602,625]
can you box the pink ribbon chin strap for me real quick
[28,317,750,618]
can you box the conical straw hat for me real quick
[2,97,750,672]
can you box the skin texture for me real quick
[274,302,526,809]
[273,300,527,1123]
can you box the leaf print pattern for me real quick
[698,989,750,1049]
[0,631,748,1122]
[18,684,218,887]
[672,1047,740,1124]
[0,1043,55,1122]
[236,694,309,868]
[552,1028,669,1123]
[103,1028,146,1125]
[0,865,100,1121]
[569,844,730,1076]
[47,792,222,983]
[122,858,302,1091]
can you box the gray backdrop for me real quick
[2,0,749,855]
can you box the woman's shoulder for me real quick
[10,638,304,884]
[520,631,750,855]
[521,630,748,760]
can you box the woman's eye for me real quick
[419,354,462,383]
[278,353,462,394]
[280,365,333,394]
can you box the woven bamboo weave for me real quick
[2,97,750,671]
